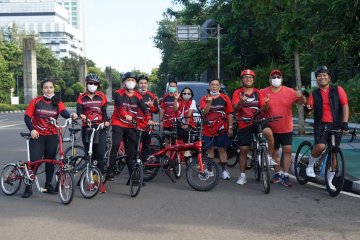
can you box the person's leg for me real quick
[108,126,124,179]
[43,134,59,193]
[307,125,327,177]
[263,127,276,165]
[124,128,138,177]
[235,125,253,185]
[281,145,293,187]
[271,133,282,183]
[95,128,106,173]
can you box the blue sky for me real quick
[84,0,178,74]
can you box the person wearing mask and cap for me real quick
[261,69,306,187]
[305,66,349,190]
[106,72,150,182]
[77,73,110,193]
[160,79,178,133]
[23,79,78,198]
[232,69,274,185]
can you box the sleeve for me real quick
[160,96,165,109]
[101,92,108,106]
[150,96,159,114]
[224,95,233,114]
[258,91,265,107]
[290,88,300,103]
[199,96,206,110]
[190,100,197,110]
[232,89,240,105]
[25,98,36,118]
[337,86,349,105]
[24,114,34,131]
[113,92,127,118]
[76,103,83,116]
[307,93,314,108]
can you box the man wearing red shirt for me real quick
[261,69,306,187]
[305,66,349,190]
[232,69,274,185]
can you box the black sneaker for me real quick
[22,185,33,198]
[44,183,56,194]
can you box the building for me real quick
[0,0,84,58]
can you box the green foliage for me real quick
[0,103,27,111]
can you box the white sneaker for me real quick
[222,169,230,180]
[205,169,214,177]
[236,175,247,185]
[268,156,278,166]
[306,166,316,177]
[327,171,336,191]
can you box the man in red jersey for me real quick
[305,66,349,190]
[200,79,234,180]
[261,69,306,187]
[232,69,275,185]
[107,72,150,181]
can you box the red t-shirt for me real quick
[77,91,108,126]
[25,96,66,135]
[307,86,348,123]
[160,93,176,128]
[261,86,300,133]
[232,88,265,129]
[200,93,233,137]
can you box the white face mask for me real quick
[271,78,282,87]
[182,95,191,100]
[87,84,98,93]
[210,90,219,96]
[43,93,55,99]
[125,81,136,90]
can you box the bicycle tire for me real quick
[253,150,260,181]
[129,164,143,197]
[79,166,101,199]
[325,146,345,197]
[1,164,22,196]
[58,170,74,205]
[260,146,270,194]
[64,145,87,171]
[149,132,163,149]
[186,157,221,191]
[294,141,312,185]
[142,148,160,182]
[226,145,239,168]
[172,152,182,179]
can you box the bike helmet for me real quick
[315,65,329,77]
[137,74,148,81]
[240,69,256,78]
[122,72,137,82]
[85,73,100,83]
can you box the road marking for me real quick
[0,123,23,129]
[0,119,9,121]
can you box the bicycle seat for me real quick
[69,128,81,133]
[163,130,176,136]
[20,132,31,138]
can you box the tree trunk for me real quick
[294,50,305,135]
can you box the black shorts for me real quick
[314,122,342,145]
[236,123,269,146]
[273,132,293,149]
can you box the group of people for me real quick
[22,65,349,198]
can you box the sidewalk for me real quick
[293,119,360,194]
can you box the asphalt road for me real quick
[0,112,359,240]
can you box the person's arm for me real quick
[24,114,34,131]
[150,97,159,114]
[202,95,212,115]
[294,89,307,105]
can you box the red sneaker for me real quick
[99,182,106,193]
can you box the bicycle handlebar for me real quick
[49,117,72,128]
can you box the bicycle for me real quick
[0,118,75,205]
[143,113,221,191]
[77,119,104,199]
[294,126,356,197]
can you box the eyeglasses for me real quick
[87,82,98,86]
[271,76,281,79]
[182,93,191,95]
[242,76,254,80]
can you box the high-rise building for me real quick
[0,0,84,58]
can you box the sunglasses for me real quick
[271,76,281,79]
[87,82,99,86]
[182,93,191,95]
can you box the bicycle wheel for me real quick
[79,166,101,199]
[226,145,239,168]
[325,146,345,197]
[253,150,260,181]
[129,164,143,197]
[64,145,86,171]
[149,133,163,149]
[1,164,22,196]
[172,152,182,179]
[142,148,160,182]
[294,141,312,185]
[186,157,221,191]
[58,170,74,205]
[260,146,270,194]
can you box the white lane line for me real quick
[0,123,23,129]
[0,119,9,121]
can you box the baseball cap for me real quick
[270,69,282,76]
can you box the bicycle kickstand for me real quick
[164,170,176,183]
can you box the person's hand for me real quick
[31,129,39,139]
[239,92,248,104]
[264,93,270,103]
[205,95,213,104]
[147,120,158,126]
[145,98,154,108]
[296,90,303,98]
[342,122,349,132]
[228,128,233,137]
[70,113,78,120]
[80,114,86,120]
[174,91,180,100]
[104,121,110,127]
[125,115,133,121]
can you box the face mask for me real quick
[182,94,191,100]
[138,88,146,93]
[210,90,219,96]
[271,78,282,87]
[168,87,176,93]
[125,81,136,90]
[87,84,98,93]
[43,94,55,99]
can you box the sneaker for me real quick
[271,172,282,183]
[306,166,316,177]
[205,169,214,177]
[327,171,336,191]
[22,185,33,198]
[105,171,115,181]
[222,169,231,180]
[44,183,56,194]
[99,182,106,193]
[281,175,292,187]
[236,175,247,185]
[268,157,278,166]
